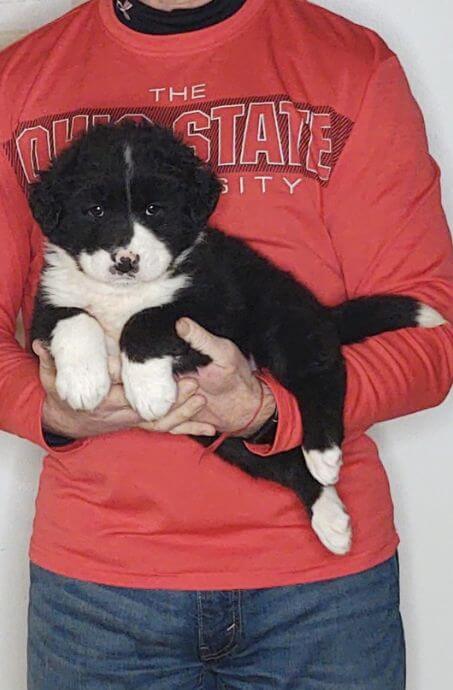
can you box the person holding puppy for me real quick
[0,1,452,688]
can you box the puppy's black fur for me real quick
[29,123,442,553]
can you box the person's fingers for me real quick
[32,339,45,357]
[168,422,217,436]
[176,377,199,402]
[97,387,142,424]
[138,393,207,432]
[107,355,122,384]
[32,339,55,373]
[102,383,131,408]
[176,318,234,366]
[110,408,143,426]
[104,378,199,413]
[32,339,57,394]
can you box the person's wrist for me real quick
[239,380,276,438]
[244,408,279,445]
[42,395,80,438]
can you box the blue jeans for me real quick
[27,556,405,689]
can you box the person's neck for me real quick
[140,0,213,10]
[114,0,247,35]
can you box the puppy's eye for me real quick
[87,205,104,218]
[145,204,161,216]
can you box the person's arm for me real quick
[0,150,81,453]
[245,51,453,457]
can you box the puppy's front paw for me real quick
[56,359,111,411]
[51,313,110,411]
[121,355,177,421]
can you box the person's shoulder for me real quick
[0,1,93,104]
[282,0,395,73]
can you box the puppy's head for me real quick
[29,123,221,284]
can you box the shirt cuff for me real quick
[42,430,76,447]
[243,370,303,456]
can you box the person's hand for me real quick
[175,318,276,437]
[33,340,216,440]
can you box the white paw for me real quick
[416,303,446,328]
[121,355,177,421]
[303,446,342,486]
[56,360,110,411]
[311,486,352,555]
[51,313,110,411]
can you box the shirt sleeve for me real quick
[246,54,453,457]
[0,150,85,455]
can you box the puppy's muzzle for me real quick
[111,249,140,275]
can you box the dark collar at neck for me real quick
[114,0,247,35]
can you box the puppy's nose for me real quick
[115,257,135,274]
[113,249,139,274]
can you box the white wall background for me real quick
[0,1,452,688]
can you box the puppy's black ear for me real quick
[28,170,61,238]
[28,134,83,237]
[188,164,222,226]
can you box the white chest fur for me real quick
[41,246,190,349]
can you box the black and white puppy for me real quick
[29,123,446,555]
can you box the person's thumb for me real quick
[176,318,224,361]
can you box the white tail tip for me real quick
[417,303,447,328]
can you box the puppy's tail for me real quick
[329,295,447,346]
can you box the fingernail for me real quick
[176,319,190,336]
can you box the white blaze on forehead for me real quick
[124,143,134,172]
[124,143,134,210]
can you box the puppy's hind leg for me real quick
[201,438,352,555]
[297,361,347,487]
[311,486,352,555]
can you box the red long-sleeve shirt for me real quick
[0,0,452,589]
